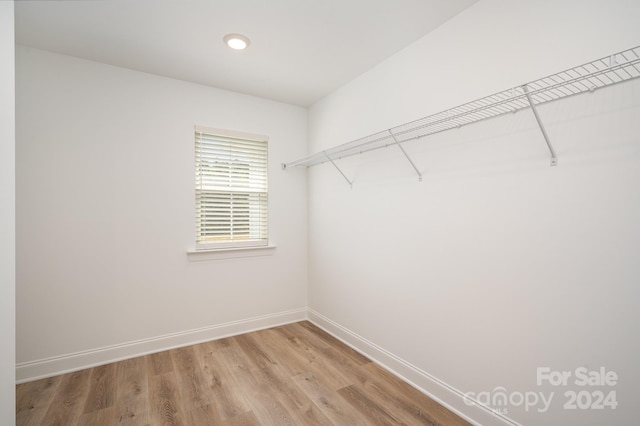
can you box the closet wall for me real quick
[1,3,15,425]
[307,0,640,425]
[16,47,308,381]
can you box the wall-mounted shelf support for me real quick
[325,151,353,188]
[522,84,558,166]
[389,130,423,181]
[283,46,640,184]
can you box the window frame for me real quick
[194,126,269,251]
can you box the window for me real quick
[195,126,268,250]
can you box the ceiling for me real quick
[15,0,477,107]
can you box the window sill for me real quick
[187,245,276,262]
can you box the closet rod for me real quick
[282,45,640,175]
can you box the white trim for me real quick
[307,309,522,426]
[194,125,268,142]
[196,239,269,251]
[187,245,276,261]
[16,308,306,384]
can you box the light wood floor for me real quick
[16,321,471,425]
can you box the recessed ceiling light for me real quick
[223,33,251,50]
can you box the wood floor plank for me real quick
[147,372,187,426]
[170,346,213,411]
[114,356,151,426]
[16,375,62,426]
[292,370,368,426]
[254,364,335,426]
[220,410,261,425]
[253,327,337,413]
[202,335,234,351]
[273,325,355,390]
[297,326,376,391]
[362,362,468,426]
[146,350,174,376]
[338,384,404,425]
[241,384,298,426]
[219,341,300,426]
[363,380,441,426]
[194,343,251,420]
[297,321,371,366]
[290,401,336,426]
[39,368,92,425]
[17,321,472,426]
[83,362,116,414]
[77,406,116,425]
[231,330,333,425]
[232,333,278,370]
[257,327,318,377]
[235,331,305,406]
[213,345,289,424]
[184,403,221,425]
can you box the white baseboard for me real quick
[307,308,521,426]
[16,306,521,426]
[16,308,307,384]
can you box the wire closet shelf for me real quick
[282,45,640,180]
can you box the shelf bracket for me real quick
[324,151,353,188]
[522,84,558,166]
[389,130,423,181]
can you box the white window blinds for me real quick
[195,127,268,249]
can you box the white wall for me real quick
[308,1,640,425]
[15,47,308,380]
[0,2,16,424]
